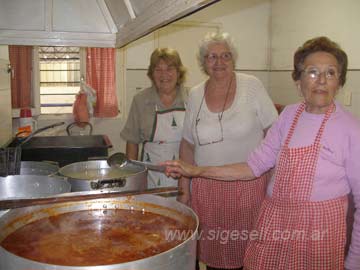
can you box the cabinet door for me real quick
[125,33,156,69]
[0,57,12,146]
[158,22,220,88]
[124,69,151,116]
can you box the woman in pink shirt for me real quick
[164,36,360,270]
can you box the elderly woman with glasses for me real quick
[178,32,278,270]
[164,36,360,270]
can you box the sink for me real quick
[8,135,112,167]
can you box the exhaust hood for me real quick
[0,0,217,48]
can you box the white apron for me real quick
[143,106,185,188]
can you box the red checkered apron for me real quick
[244,102,347,270]
[191,172,269,268]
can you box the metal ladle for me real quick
[107,152,166,172]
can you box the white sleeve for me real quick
[252,77,278,129]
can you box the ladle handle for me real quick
[0,187,179,210]
[106,153,166,172]
[129,159,166,172]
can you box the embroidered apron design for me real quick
[143,106,185,188]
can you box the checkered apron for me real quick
[191,172,269,268]
[244,102,347,270]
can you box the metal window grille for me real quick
[39,46,80,114]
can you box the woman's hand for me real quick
[162,160,199,178]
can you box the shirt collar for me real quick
[145,85,185,108]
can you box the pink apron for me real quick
[191,172,269,268]
[244,102,347,270]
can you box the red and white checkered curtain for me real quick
[9,45,32,108]
[86,48,119,117]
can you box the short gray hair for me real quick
[197,32,238,74]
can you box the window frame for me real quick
[11,46,86,118]
[11,46,123,120]
[35,46,86,116]
[38,46,82,114]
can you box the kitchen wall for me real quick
[181,0,360,118]
[70,0,272,154]
[269,0,360,118]
[2,0,360,151]
[117,0,272,153]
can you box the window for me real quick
[38,46,82,114]
[11,46,117,117]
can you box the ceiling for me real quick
[0,0,217,48]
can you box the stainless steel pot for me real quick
[0,175,71,199]
[58,160,147,192]
[0,175,71,216]
[19,161,59,175]
[0,194,198,270]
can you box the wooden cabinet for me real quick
[125,33,156,70]
[0,47,12,146]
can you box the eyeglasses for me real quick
[195,84,226,146]
[302,66,339,81]
[195,115,224,146]
[205,52,232,63]
[194,76,233,146]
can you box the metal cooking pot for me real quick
[0,175,71,216]
[19,161,59,175]
[0,175,71,199]
[58,160,147,192]
[0,194,198,270]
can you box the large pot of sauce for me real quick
[0,194,198,270]
[58,160,147,191]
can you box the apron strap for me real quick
[314,102,335,145]
[283,102,335,148]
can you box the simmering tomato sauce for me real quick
[1,209,194,266]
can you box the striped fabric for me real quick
[244,102,347,270]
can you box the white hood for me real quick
[0,0,217,47]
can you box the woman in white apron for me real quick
[143,106,185,187]
[121,47,187,190]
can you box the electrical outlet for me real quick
[344,91,352,106]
